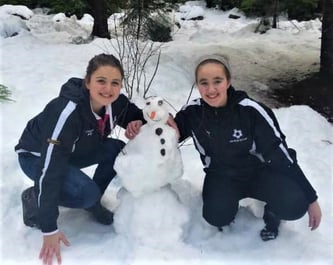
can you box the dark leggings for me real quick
[19,138,125,209]
[202,167,309,227]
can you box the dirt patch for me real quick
[271,72,333,123]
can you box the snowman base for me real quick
[113,185,189,246]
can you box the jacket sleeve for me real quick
[36,98,80,233]
[174,108,193,143]
[112,94,145,129]
[248,102,318,203]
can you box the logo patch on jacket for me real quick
[47,138,60,145]
[85,129,94,136]
[230,129,247,143]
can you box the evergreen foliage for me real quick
[240,0,268,16]
[285,0,320,20]
[239,0,320,20]
[0,84,13,102]
[204,0,320,21]
[1,0,321,22]
[48,0,87,18]
[121,0,173,42]
[0,0,322,28]
[206,0,240,10]
[0,0,38,9]
[147,16,172,42]
[0,0,182,20]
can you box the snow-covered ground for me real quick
[1,1,332,265]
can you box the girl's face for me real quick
[196,63,230,107]
[85,65,122,113]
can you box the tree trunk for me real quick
[206,0,214,8]
[136,0,142,40]
[87,0,110,39]
[272,0,278,28]
[320,0,333,78]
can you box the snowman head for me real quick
[143,96,169,125]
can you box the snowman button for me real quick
[160,138,165,144]
[155,128,163,136]
[160,149,166,156]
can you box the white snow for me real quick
[0,4,33,19]
[0,1,332,265]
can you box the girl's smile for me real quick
[196,63,230,107]
[85,65,122,113]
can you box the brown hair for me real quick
[85,53,124,83]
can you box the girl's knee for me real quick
[81,182,101,208]
[284,202,308,220]
[203,201,238,227]
[273,196,308,221]
[103,139,126,161]
[105,138,125,151]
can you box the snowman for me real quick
[113,96,189,246]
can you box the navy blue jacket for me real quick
[15,78,144,233]
[174,86,317,203]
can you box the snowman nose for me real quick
[149,111,156,120]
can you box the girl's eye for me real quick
[97,79,106,84]
[214,80,222,85]
[112,81,120,86]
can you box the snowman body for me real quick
[114,97,183,197]
[113,97,188,245]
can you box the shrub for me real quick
[0,84,13,102]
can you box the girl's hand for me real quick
[125,120,143,139]
[39,231,70,265]
[167,115,180,140]
[307,200,322,230]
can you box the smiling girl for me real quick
[174,54,321,242]
[15,54,145,265]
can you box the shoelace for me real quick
[260,227,278,241]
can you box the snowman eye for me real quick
[158,100,163,106]
[146,101,151,106]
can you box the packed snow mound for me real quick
[113,187,189,245]
[0,5,33,38]
[27,13,91,44]
[0,14,30,38]
[0,4,33,19]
